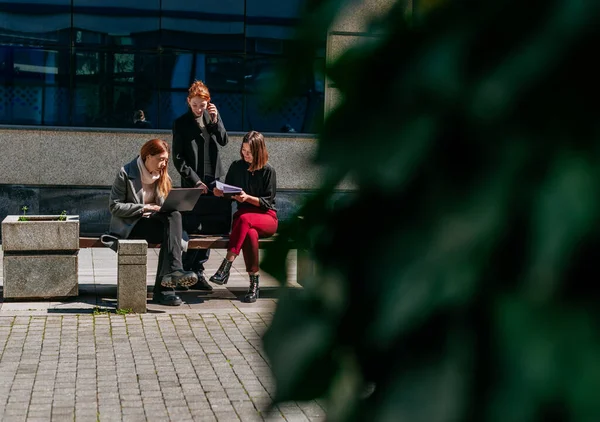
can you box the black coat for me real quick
[172,109,229,187]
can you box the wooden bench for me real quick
[79,235,313,313]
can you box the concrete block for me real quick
[327,34,366,64]
[330,0,396,33]
[117,263,147,313]
[325,87,344,118]
[117,240,148,256]
[2,215,80,252]
[3,254,79,299]
[118,254,147,265]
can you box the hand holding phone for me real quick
[207,102,218,123]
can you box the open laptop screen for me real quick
[159,188,203,213]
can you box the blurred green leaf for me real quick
[263,0,600,420]
[263,288,340,402]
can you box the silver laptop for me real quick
[159,188,203,213]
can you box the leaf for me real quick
[263,288,339,402]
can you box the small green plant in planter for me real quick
[17,206,28,221]
[58,210,67,221]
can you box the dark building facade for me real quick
[0,0,325,133]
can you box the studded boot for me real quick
[243,274,260,303]
[209,259,233,285]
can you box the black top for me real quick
[225,160,277,212]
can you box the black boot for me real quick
[210,259,233,285]
[243,274,260,303]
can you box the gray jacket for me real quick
[108,157,164,239]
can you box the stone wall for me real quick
[0,125,320,189]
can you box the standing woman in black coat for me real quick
[172,80,229,290]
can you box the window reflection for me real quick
[0,0,323,133]
[244,56,323,133]
[0,0,71,47]
[72,0,160,48]
[73,50,158,128]
[0,47,70,126]
[160,0,245,52]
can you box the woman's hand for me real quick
[207,103,218,123]
[195,181,208,194]
[143,204,161,212]
[213,188,224,197]
[233,191,249,203]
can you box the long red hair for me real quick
[140,139,172,198]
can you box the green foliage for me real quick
[261,0,600,421]
[58,210,68,221]
[116,308,133,315]
[92,307,110,316]
[18,205,29,221]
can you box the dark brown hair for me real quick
[140,139,172,198]
[187,80,210,102]
[241,131,268,172]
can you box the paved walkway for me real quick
[0,249,325,421]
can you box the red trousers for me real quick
[228,208,278,273]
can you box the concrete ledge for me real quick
[0,127,320,190]
[2,215,80,252]
[3,254,79,299]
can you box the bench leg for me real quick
[117,240,148,313]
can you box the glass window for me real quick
[72,0,160,48]
[0,0,71,48]
[0,46,71,126]
[243,55,323,133]
[160,0,245,52]
[73,49,159,128]
[0,0,325,133]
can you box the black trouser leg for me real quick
[153,245,169,294]
[130,211,184,294]
[182,249,210,272]
[151,210,183,274]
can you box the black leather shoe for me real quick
[195,272,213,291]
[242,274,260,303]
[210,259,233,285]
[176,285,190,291]
[152,292,182,306]
[161,270,198,288]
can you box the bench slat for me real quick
[79,235,277,249]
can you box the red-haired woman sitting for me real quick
[109,139,198,306]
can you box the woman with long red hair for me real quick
[108,139,198,306]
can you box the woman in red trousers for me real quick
[209,131,278,302]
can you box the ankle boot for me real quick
[243,274,260,303]
[210,259,233,285]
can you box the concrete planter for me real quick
[2,215,80,299]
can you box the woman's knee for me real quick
[238,213,253,226]
[168,210,182,223]
[246,228,259,241]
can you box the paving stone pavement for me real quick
[0,248,326,421]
